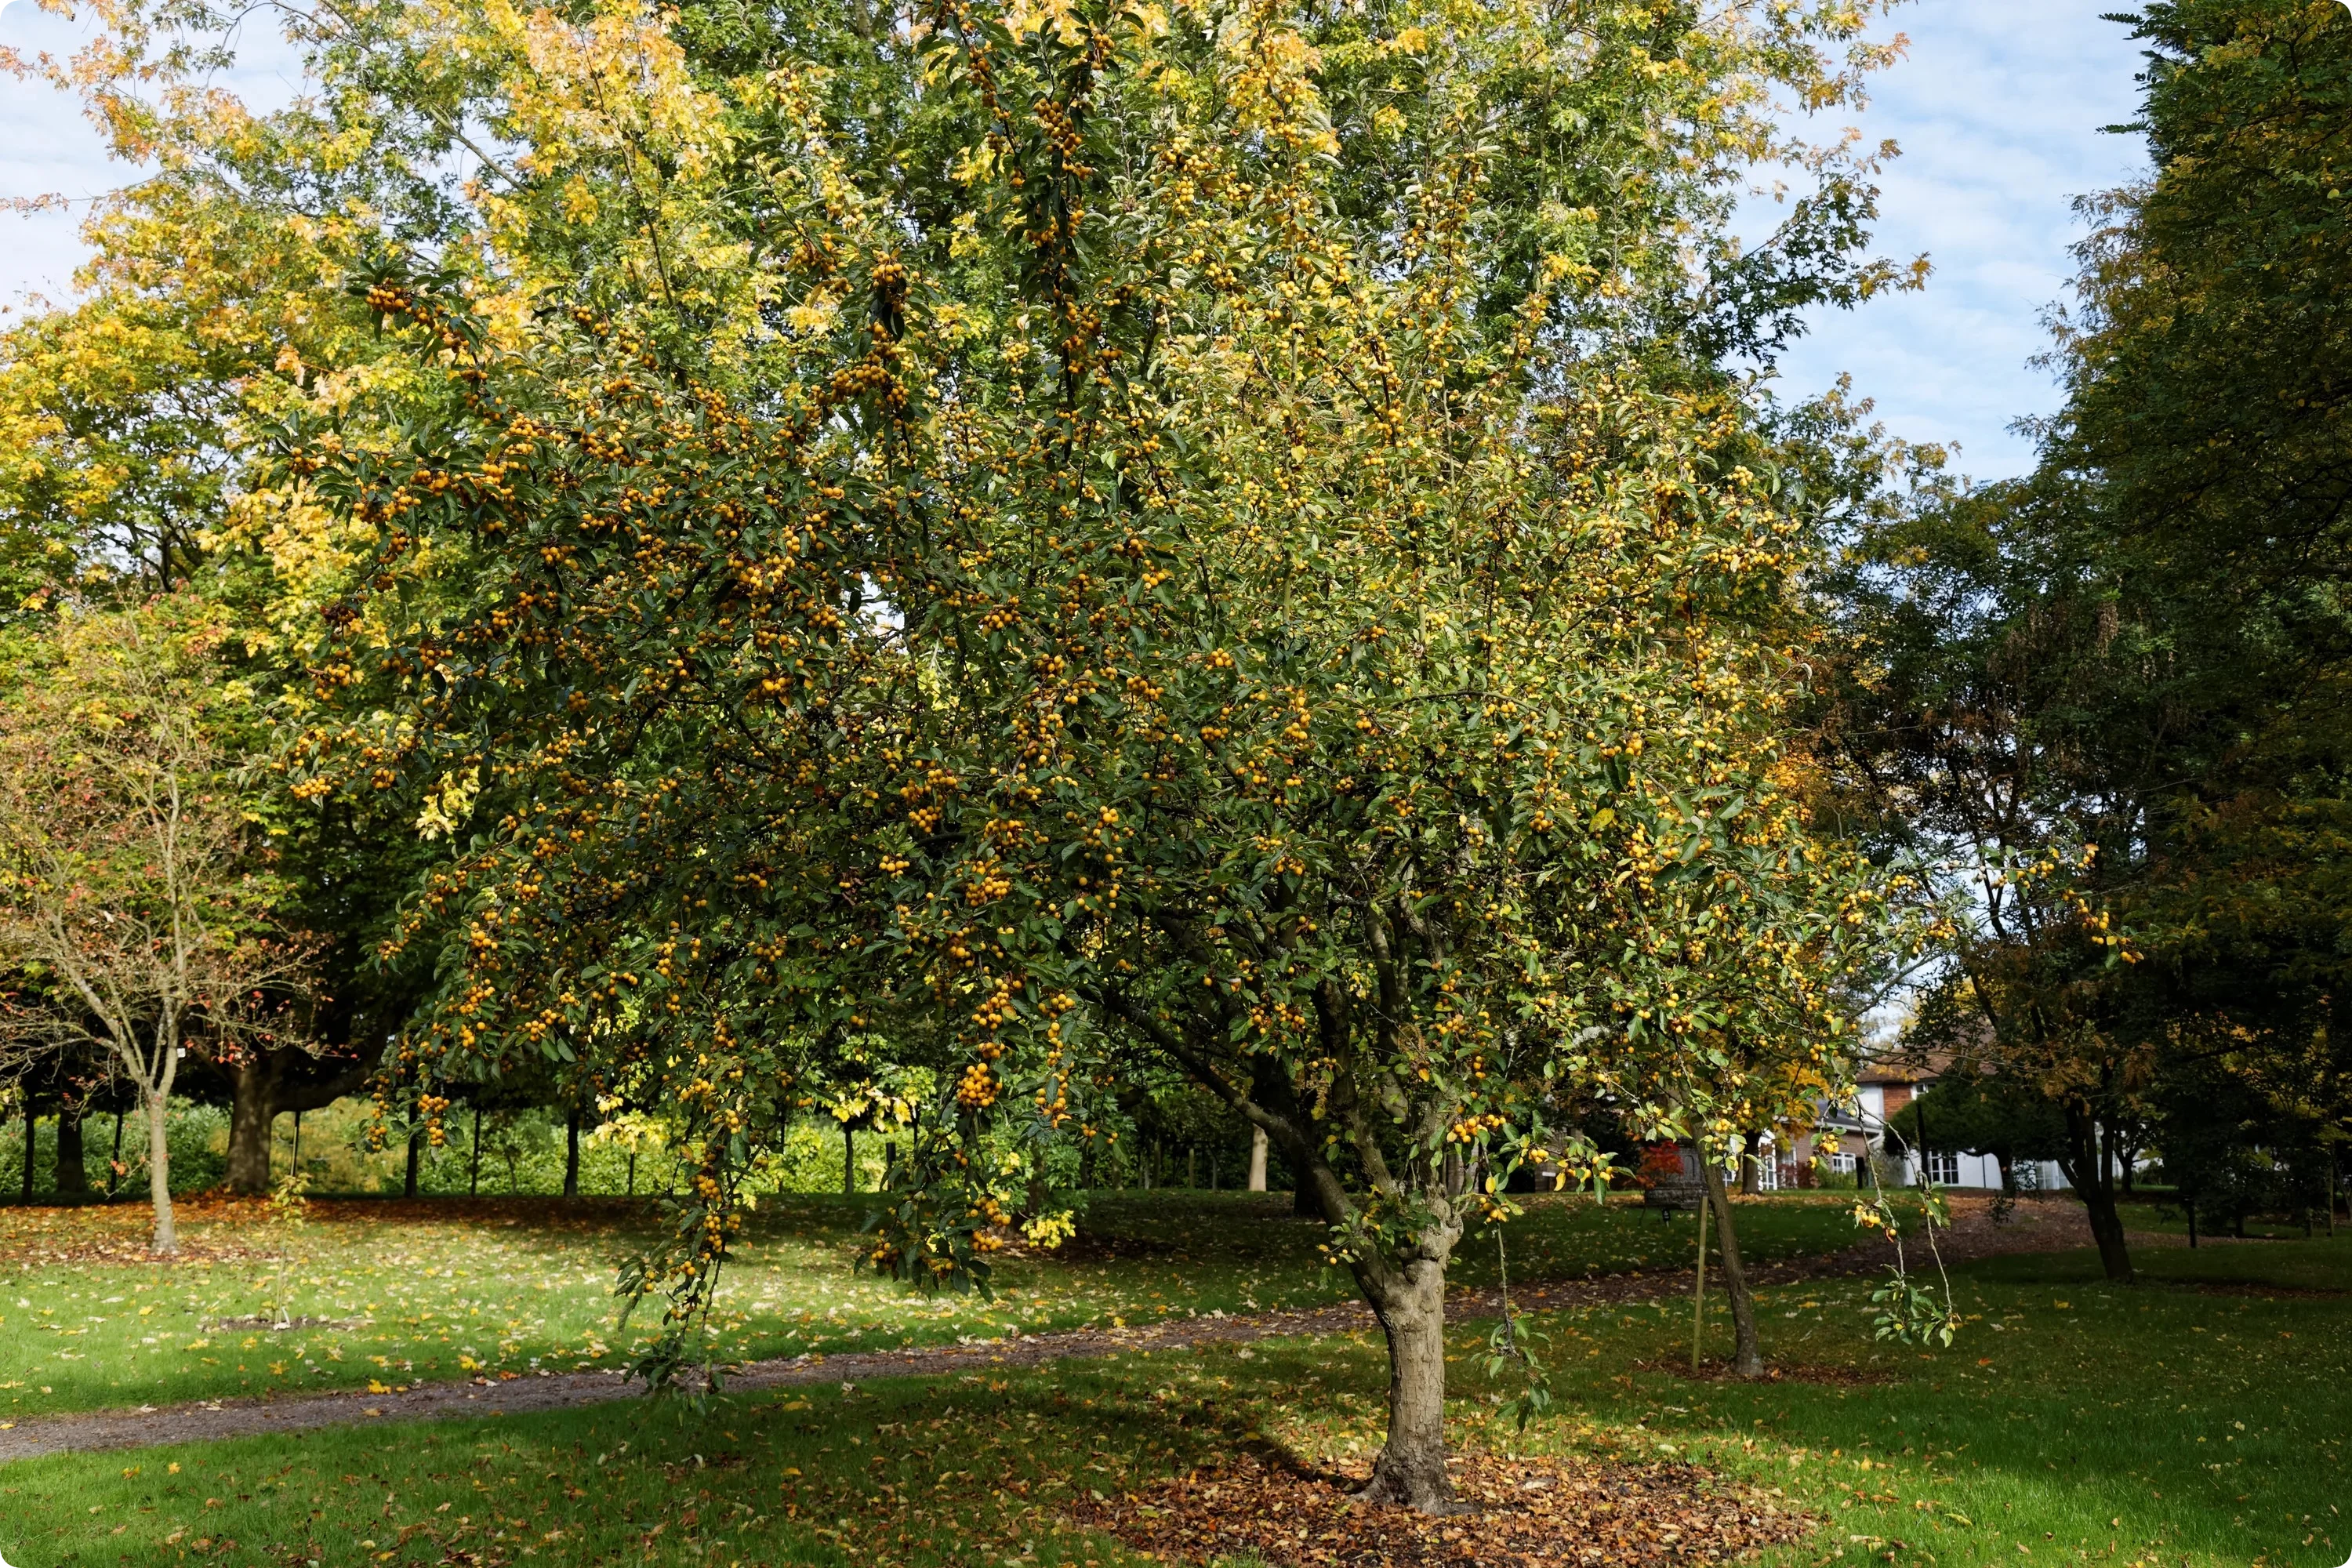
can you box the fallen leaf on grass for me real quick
[1074,1449,1817,1567]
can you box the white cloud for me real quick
[0,0,305,309]
[1761,0,2153,478]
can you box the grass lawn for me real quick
[2,1218,2341,1568]
[0,1190,1881,1420]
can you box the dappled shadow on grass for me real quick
[1953,1229,2352,1295]
[1635,1359,1893,1388]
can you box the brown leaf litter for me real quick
[1074,1449,1817,1568]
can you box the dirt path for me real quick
[0,1198,2112,1464]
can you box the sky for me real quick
[0,0,2153,481]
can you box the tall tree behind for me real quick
[1839,1,2352,1270]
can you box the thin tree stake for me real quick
[1692,1175,1709,1374]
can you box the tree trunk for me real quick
[226,1062,276,1196]
[470,1105,482,1196]
[110,1108,126,1200]
[842,1125,855,1196]
[146,1092,177,1255]
[2060,1105,2132,1282]
[1356,1256,1454,1512]
[1994,1152,2017,1198]
[1738,1132,1762,1197]
[1700,1154,1764,1377]
[223,1049,369,1197]
[53,1105,89,1199]
[404,1125,423,1198]
[1247,1126,1268,1192]
[564,1109,581,1198]
[19,1100,33,1202]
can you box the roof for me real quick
[1855,1045,1952,1087]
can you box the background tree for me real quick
[0,597,315,1252]
[1883,1050,2070,1197]
[1835,2,2352,1281]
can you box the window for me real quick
[1922,1150,1959,1185]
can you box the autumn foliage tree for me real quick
[227,0,1920,1507]
[0,597,315,1252]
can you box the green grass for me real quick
[2105,1200,2346,1245]
[5,1221,2343,1568]
[0,1189,1881,1419]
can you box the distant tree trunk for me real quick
[1700,1155,1763,1377]
[1994,1151,2018,1197]
[403,1125,422,1198]
[1915,1096,1932,1189]
[1189,1145,1197,1189]
[52,1106,87,1199]
[469,1105,483,1197]
[109,1108,126,1200]
[843,1125,855,1196]
[20,1100,34,1202]
[145,1090,176,1254]
[225,1064,276,1196]
[1738,1132,1762,1196]
[626,1150,637,1196]
[564,1109,581,1198]
[2058,1104,2132,1282]
[2186,1198,2198,1249]
[220,1049,368,1197]
[1247,1125,1268,1192]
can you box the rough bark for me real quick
[1356,1254,1454,1512]
[226,1066,274,1196]
[145,1092,176,1255]
[2059,1103,2132,1282]
[53,1107,89,1198]
[220,1049,371,1197]
[1737,1132,1762,1196]
[1700,1156,1763,1376]
[108,1108,126,1199]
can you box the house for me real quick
[1846,1056,2071,1192]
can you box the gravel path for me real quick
[0,1198,2111,1463]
